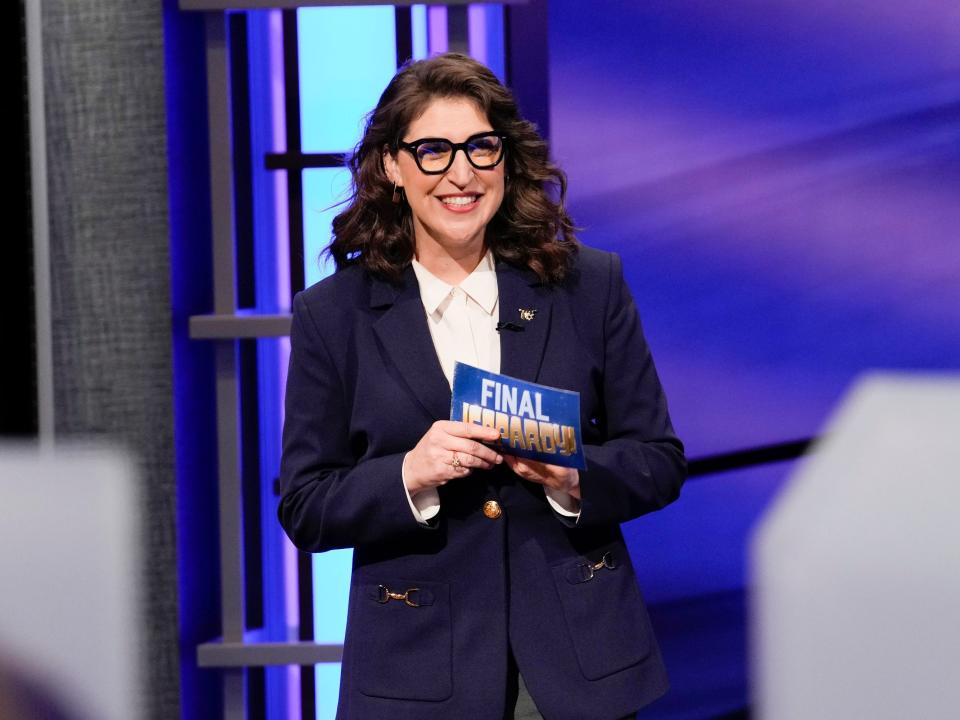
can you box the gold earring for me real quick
[391,181,402,204]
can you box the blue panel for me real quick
[298,7,397,153]
[315,664,344,720]
[298,10,398,719]
[312,548,352,719]
[483,5,506,83]
[311,547,353,644]
[468,4,505,82]
[302,168,350,289]
[411,5,428,61]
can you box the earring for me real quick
[391,181,402,204]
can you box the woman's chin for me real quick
[418,226,487,254]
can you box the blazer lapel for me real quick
[371,267,452,421]
[496,260,553,383]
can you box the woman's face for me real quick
[384,97,506,258]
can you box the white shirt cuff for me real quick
[545,486,581,519]
[402,453,441,523]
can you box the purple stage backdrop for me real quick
[548,1,959,716]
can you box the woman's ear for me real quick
[382,147,402,187]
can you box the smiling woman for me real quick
[329,52,577,285]
[278,52,686,720]
[383,97,506,282]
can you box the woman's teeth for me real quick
[440,196,478,206]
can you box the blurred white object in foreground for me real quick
[0,444,141,720]
[751,374,960,719]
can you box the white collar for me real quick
[411,250,498,316]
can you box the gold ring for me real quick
[452,452,462,468]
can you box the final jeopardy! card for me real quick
[450,362,586,470]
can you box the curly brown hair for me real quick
[328,53,578,284]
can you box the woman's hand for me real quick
[403,422,504,495]
[503,455,581,500]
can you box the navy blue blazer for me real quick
[279,244,686,719]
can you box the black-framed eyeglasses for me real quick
[397,131,506,175]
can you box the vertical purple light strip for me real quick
[267,9,300,720]
[468,5,487,65]
[269,10,290,304]
[427,5,448,54]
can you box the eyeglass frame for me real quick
[395,131,507,175]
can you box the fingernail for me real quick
[496,455,503,463]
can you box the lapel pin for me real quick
[518,307,538,322]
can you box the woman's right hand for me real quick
[403,421,504,495]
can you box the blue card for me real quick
[450,362,586,470]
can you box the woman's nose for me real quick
[445,148,475,186]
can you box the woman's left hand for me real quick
[503,455,580,500]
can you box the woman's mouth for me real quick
[438,194,482,212]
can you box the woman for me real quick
[279,53,686,720]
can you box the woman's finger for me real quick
[441,455,473,478]
[443,436,502,466]
[438,446,494,472]
[437,421,502,444]
[508,459,541,485]
[504,455,580,497]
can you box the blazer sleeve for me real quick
[576,252,687,528]
[277,291,427,552]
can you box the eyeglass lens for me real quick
[415,135,503,173]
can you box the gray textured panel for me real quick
[198,640,343,667]
[42,1,180,717]
[190,313,293,339]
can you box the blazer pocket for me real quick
[552,545,653,680]
[353,580,453,701]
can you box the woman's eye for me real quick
[468,138,501,157]
[418,143,450,158]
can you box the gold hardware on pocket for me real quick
[576,551,618,582]
[377,585,421,608]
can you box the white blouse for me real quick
[403,251,579,522]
